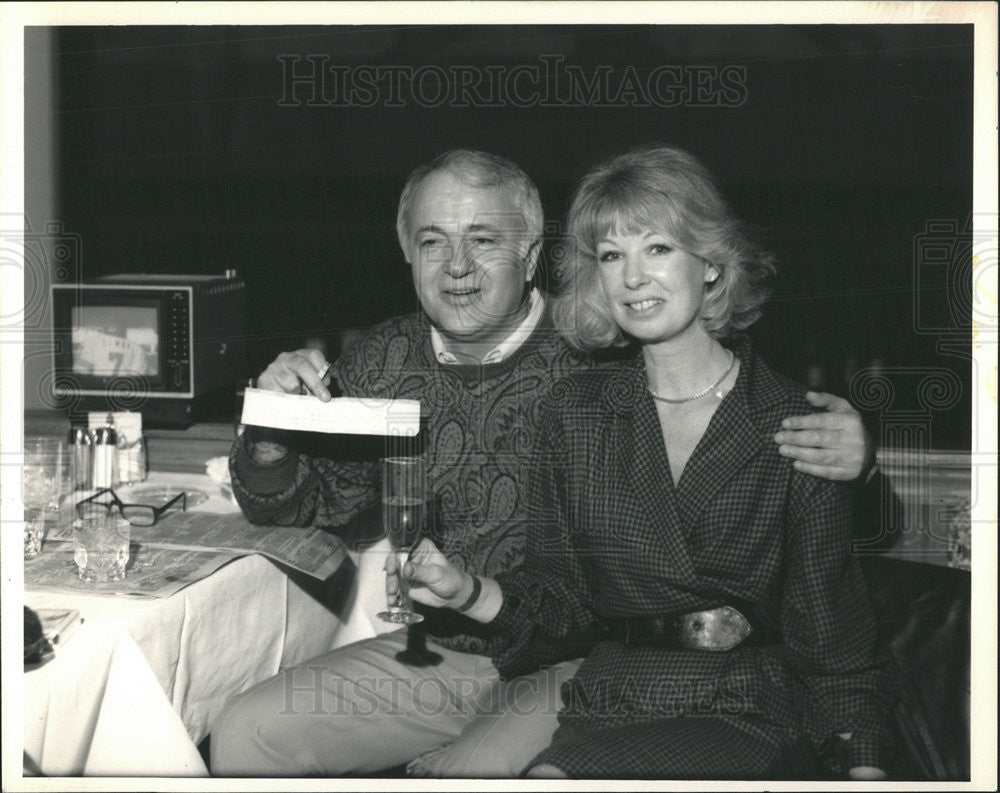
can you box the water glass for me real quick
[24,508,46,559]
[23,437,64,559]
[73,514,131,582]
[24,437,63,506]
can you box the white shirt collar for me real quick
[430,288,545,365]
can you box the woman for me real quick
[399,144,894,779]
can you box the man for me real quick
[210,150,872,776]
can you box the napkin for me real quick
[205,456,237,506]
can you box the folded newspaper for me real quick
[128,511,348,580]
[36,607,83,645]
[44,511,348,583]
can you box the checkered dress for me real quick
[491,337,895,778]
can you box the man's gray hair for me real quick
[396,150,544,252]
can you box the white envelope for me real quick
[240,388,420,436]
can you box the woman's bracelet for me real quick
[457,574,482,613]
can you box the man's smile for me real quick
[443,287,483,303]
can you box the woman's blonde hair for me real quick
[554,144,776,350]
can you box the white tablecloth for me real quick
[22,472,393,777]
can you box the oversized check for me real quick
[240,388,420,436]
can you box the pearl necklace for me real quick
[647,351,737,404]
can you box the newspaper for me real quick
[45,509,348,580]
[24,544,240,599]
[49,510,348,581]
[36,607,84,646]
[133,511,349,579]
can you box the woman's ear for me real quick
[705,263,720,284]
[524,238,542,282]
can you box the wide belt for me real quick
[608,605,781,652]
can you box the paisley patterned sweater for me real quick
[230,307,593,656]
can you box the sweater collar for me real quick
[429,288,545,365]
[416,293,558,380]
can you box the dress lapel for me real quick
[675,338,792,535]
[673,373,762,532]
[614,360,700,589]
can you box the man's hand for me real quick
[245,349,333,465]
[773,391,872,482]
[257,348,332,401]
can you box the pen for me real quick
[299,361,332,395]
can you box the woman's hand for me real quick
[388,539,504,623]
[386,538,474,609]
[773,391,873,482]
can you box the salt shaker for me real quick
[68,425,93,492]
[92,415,118,489]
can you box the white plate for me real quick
[129,486,209,509]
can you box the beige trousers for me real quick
[211,628,582,778]
[210,629,500,776]
[407,656,583,778]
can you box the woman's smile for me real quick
[624,297,665,314]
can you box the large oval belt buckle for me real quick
[677,605,752,651]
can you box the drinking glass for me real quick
[377,456,426,625]
[73,513,130,582]
[23,438,64,559]
[76,488,187,569]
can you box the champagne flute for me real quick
[377,456,426,624]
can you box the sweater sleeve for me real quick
[490,406,609,679]
[782,474,896,775]
[229,432,379,531]
[229,343,380,533]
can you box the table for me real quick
[22,472,393,777]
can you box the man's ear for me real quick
[396,221,411,263]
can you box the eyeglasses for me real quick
[76,488,187,527]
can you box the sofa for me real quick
[858,554,970,780]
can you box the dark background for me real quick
[39,24,973,446]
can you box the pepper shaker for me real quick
[68,425,93,492]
